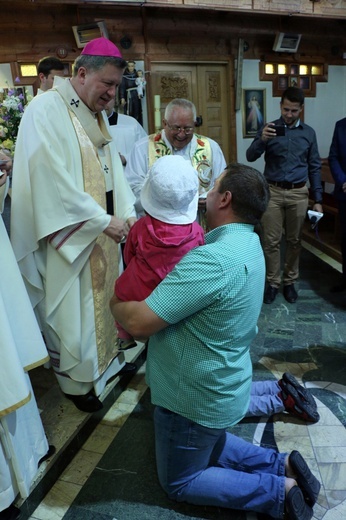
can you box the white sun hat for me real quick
[140,155,199,224]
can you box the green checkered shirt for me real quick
[145,223,265,429]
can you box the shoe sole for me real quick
[286,486,313,520]
[282,373,318,410]
[289,450,321,507]
[118,341,137,351]
[280,374,320,423]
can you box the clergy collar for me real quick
[54,78,112,148]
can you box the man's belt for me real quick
[268,180,306,190]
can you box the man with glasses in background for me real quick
[125,98,226,226]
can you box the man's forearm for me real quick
[109,296,168,339]
[246,137,265,162]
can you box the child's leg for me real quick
[116,321,137,351]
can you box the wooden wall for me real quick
[2,2,346,66]
[2,1,346,159]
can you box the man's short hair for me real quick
[281,87,304,106]
[218,163,270,225]
[72,55,127,76]
[38,57,65,76]
[164,98,197,122]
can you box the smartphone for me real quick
[273,125,286,137]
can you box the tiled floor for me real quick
[27,361,148,520]
[14,242,346,519]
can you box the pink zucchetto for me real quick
[81,37,122,58]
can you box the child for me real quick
[114,155,205,350]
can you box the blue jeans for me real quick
[246,380,284,417]
[154,406,286,518]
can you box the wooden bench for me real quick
[319,158,337,213]
[303,157,341,262]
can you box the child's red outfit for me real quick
[114,154,203,348]
[115,215,204,339]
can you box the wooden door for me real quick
[150,62,230,162]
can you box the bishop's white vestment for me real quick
[11,78,136,396]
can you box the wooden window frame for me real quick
[259,58,328,97]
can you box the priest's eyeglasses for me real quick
[165,122,194,135]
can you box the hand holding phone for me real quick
[272,124,286,137]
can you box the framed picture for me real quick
[62,62,72,77]
[278,76,288,90]
[242,89,266,138]
[300,76,310,90]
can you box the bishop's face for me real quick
[76,63,124,113]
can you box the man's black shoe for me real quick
[65,391,103,413]
[263,285,278,304]
[284,284,298,303]
[285,486,313,520]
[0,505,21,520]
[38,444,56,467]
[118,362,137,375]
[330,279,346,293]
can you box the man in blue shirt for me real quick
[246,87,323,304]
[329,117,346,292]
[110,163,320,520]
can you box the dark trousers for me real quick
[338,200,346,277]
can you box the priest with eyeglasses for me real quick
[125,98,226,227]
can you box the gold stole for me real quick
[148,132,213,195]
[69,112,119,375]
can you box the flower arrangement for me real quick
[0,87,31,154]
